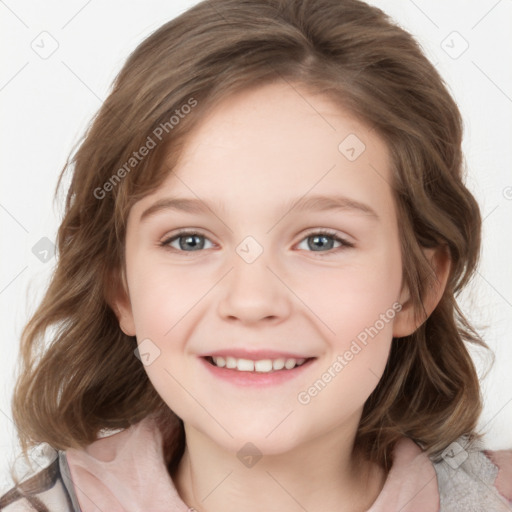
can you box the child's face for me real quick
[117,82,411,454]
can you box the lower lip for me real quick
[200,357,316,387]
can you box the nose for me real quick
[216,247,292,325]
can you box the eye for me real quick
[161,230,214,252]
[297,229,354,256]
[160,229,354,255]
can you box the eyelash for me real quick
[159,228,354,257]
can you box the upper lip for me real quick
[200,349,315,360]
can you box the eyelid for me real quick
[159,227,355,255]
[160,228,216,249]
[297,228,354,257]
[300,227,355,245]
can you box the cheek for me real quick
[126,261,206,417]
[127,258,212,341]
[290,244,403,342]
[293,264,401,421]
[290,245,401,398]
[299,267,397,377]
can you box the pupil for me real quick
[310,235,332,251]
[178,234,333,252]
[181,234,203,251]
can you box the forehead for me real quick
[131,82,396,226]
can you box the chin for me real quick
[190,414,307,457]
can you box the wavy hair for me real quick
[7,0,487,484]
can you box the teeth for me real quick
[284,358,296,369]
[272,358,285,370]
[255,359,273,372]
[237,358,254,371]
[210,356,308,372]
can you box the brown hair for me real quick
[8,0,488,483]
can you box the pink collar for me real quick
[65,416,440,512]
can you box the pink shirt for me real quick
[2,415,511,511]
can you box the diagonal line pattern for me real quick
[482,204,499,223]
[0,1,29,28]
[163,368,233,438]
[0,408,107,512]
[470,467,512,511]
[200,471,232,502]
[61,0,94,29]
[0,409,48,472]
[172,172,233,233]
[408,0,439,29]
[266,470,310,511]
[0,266,28,297]
[477,395,512,435]
[265,266,336,334]
[265,410,294,438]
[0,62,29,92]
[0,203,29,233]
[476,270,512,308]
[58,464,107,512]
[203,0,337,133]
[471,61,512,105]
[61,60,103,102]
[471,0,503,30]
[164,268,234,336]
[60,61,145,140]
[275,74,337,132]
[463,454,512,511]
[266,164,336,235]
[397,473,437,511]
[439,435,512,512]
[368,162,393,188]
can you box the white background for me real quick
[1,0,511,486]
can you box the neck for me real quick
[171,422,386,512]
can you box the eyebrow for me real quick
[140,194,379,222]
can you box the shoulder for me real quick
[431,435,512,510]
[0,446,78,512]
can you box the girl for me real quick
[1,0,511,510]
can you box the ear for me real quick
[393,245,451,338]
[108,266,136,337]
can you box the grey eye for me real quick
[166,232,214,251]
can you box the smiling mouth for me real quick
[204,356,316,373]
